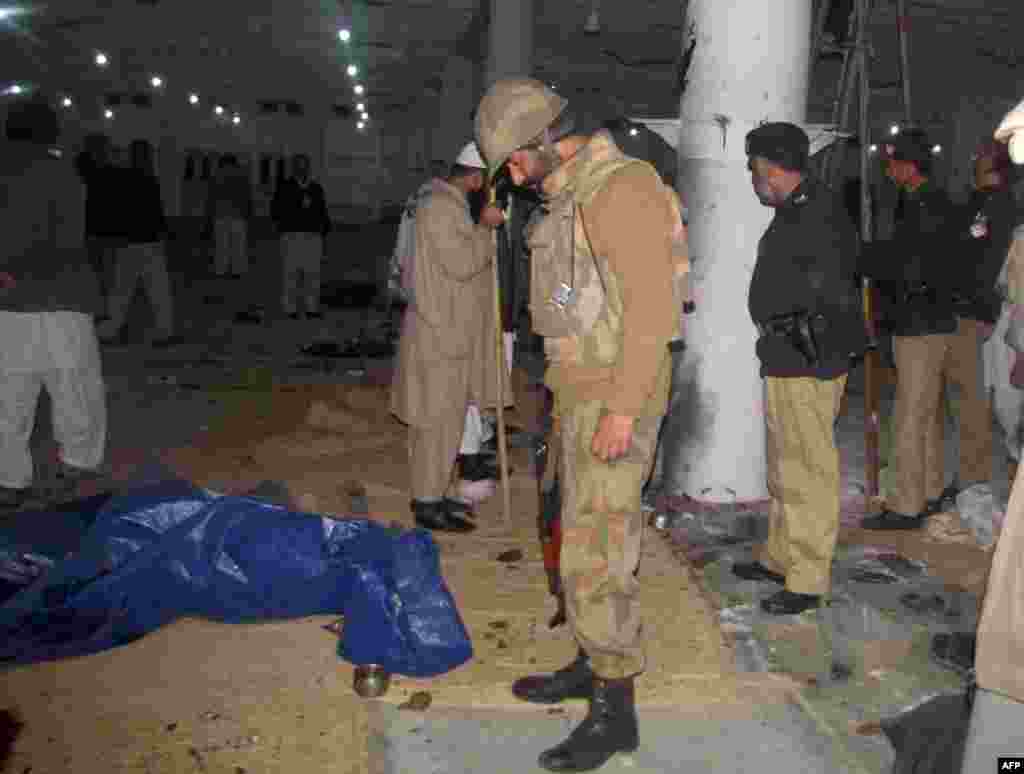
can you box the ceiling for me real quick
[1,0,1023,128]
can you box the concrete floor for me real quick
[9,224,997,773]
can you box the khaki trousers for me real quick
[890,319,993,516]
[408,369,470,502]
[559,399,662,679]
[758,375,847,596]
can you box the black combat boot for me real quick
[537,676,639,772]
[512,650,593,704]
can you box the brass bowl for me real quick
[353,664,391,698]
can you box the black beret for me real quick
[885,128,933,169]
[745,122,809,171]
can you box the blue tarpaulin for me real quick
[0,476,472,677]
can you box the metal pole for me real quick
[896,0,913,124]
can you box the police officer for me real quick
[732,123,866,615]
[475,78,686,772]
[862,129,989,530]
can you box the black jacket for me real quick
[115,168,168,244]
[749,177,866,379]
[863,184,958,337]
[271,177,331,235]
[951,187,1021,323]
[75,155,122,239]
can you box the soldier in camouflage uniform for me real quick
[475,79,688,772]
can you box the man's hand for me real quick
[591,413,635,463]
[479,204,506,228]
[0,272,16,293]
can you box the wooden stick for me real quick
[491,193,512,526]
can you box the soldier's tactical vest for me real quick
[527,140,689,372]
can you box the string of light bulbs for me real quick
[4,11,367,132]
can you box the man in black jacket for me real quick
[862,130,992,530]
[98,139,180,348]
[271,154,331,319]
[732,122,866,615]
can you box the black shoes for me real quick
[861,509,925,531]
[537,676,639,772]
[512,650,593,704]
[306,311,324,320]
[412,499,475,533]
[760,589,822,615]
[732,561,785,584]
[923,483,960,516]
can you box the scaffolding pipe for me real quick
[896,0,913,124]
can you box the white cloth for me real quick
[214,216,248,276]
[994,97,1024,164]
[281,232,323,314]
[104,242,175,338]
[388,181,435,303]
[459,402,485,455]
[0,311,107,488]
[988,305,1024,462]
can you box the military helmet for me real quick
[475,78,569,178]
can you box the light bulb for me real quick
[932,144,942,154]
[356,102,365,112]
[338,28,351,43]
[357,121,365,130]
[62,96,73,108]
[188,93,199,105]
[354,84,364,95]
[869,144,878,153]
[628,128,638,137]
[4,83,22,95]
[95,52,108,66]
[104,108,114,119]
[214,105,224,115]
[347,64,358,77]
[889,124,900,136]
[232,115,241,125]
[150,75,163,88]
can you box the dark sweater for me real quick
[271,177,331,235]
[114,168,168,244]
[952,187,1021,323]
[75,154,122,239]
[0,144,102,315]
[748,177,866,379]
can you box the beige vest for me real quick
[526,136,688,374]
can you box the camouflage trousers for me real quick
[559,398,662,680]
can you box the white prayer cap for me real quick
[455,142,486,169]
[994,98,1024,164]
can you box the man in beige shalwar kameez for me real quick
[390,143,505,533]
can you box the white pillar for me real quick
[485,0,533,88]
[667,0,813,504]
